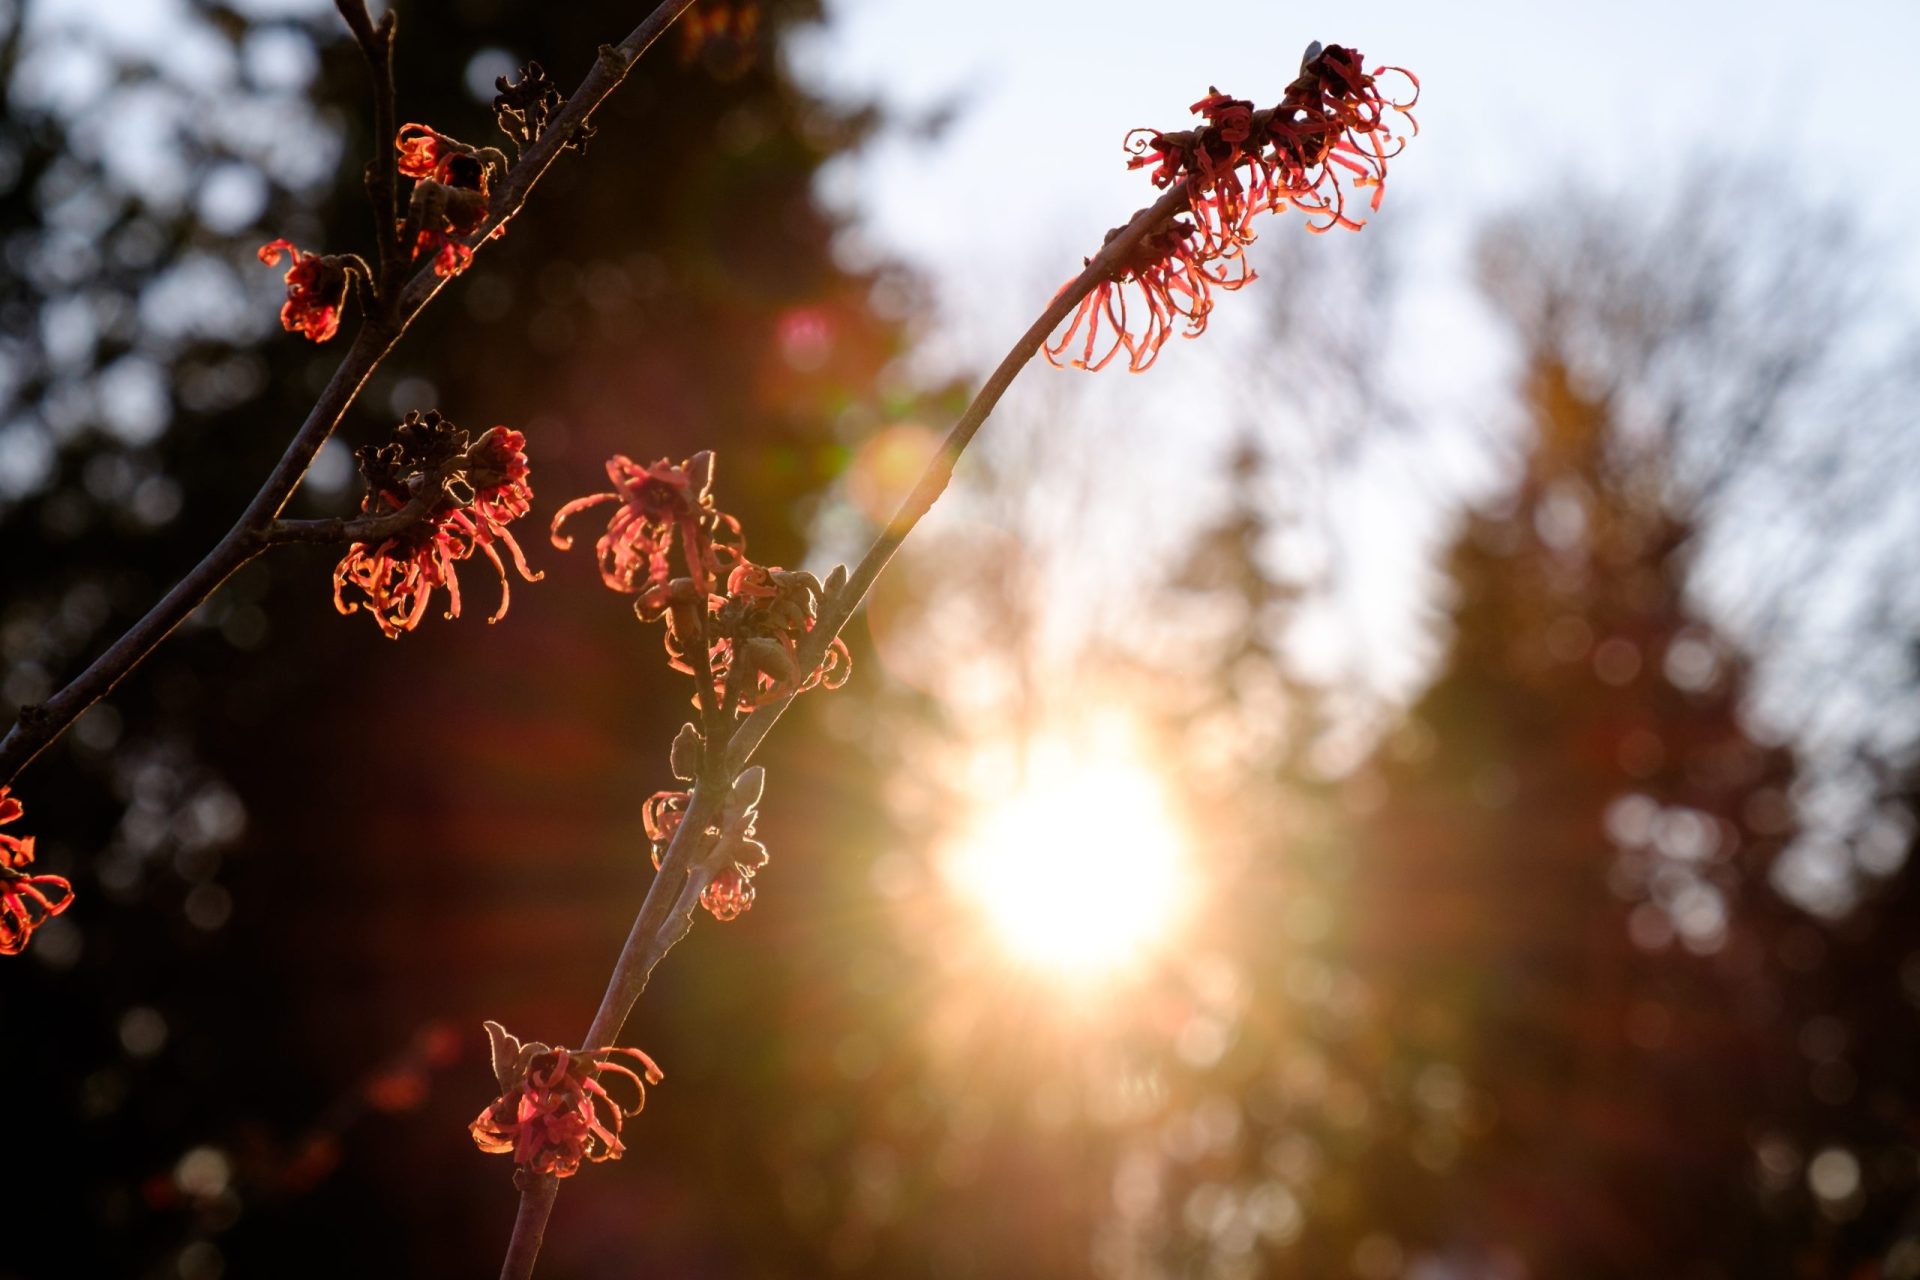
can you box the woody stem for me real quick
[724,179,1193,775]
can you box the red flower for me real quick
[1057,43,1416,373]
[644,768,770,923]
[257,239,362,343]
[699,866,755,922]
[1126,89,1264,258]
[1045,216,1250,373]
[333,520,472,639]
[550,452,745,614]
[643,789,689,857]
[333,416,542,639]
[644,787,765,921]
[1262,43,1420,232]
[396,124,506,279]
[0,789,72,957]
[470,1022,662,1181]
[669,562,851,713]
[395,123,454,182]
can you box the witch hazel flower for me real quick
[668,561,853,713]
[396,123,509,277]
[644,765,770,923]
[470,1022,663,1184]
[0,788,73,957]
[257,240,369,343]
[700,766,770,922]
[550,451,746,616]
[1045,217,1250,373]
[1053,40,1417,373]
[332,411,542,638]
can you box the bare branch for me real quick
[333,0,403,294]
[725,180,1193,776]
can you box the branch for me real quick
[494,178,1195,1280]
[264,463,465,547]
[0,0,705,790]
[725,180,1193,775]
[333,0,402,294]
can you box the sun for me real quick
[943,733,1189,979]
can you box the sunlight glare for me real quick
[946,735,1188,979]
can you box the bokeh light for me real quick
[943,729,1189,979]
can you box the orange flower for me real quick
[0,789,72,957]
[550,452,744,613]
[333,415,541,638]
[645,768,770,923]
[257,239,362,343]
[395,124,505,278]
[470,1022,663,1181]
[668,562,852,713]
[1056,42,1417,373]
[1045,217,1250,374]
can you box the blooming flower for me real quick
[1047,43,1416,374]
[645,787,764,921]
[257,239,364,343]
[699,867,756,922]
[644,767,770,922]
[1044,216,1251,373]
[333,413,542,638]
[643,788,689,857]
[396,124,507,277]
[550,452,745,614]
[1262,43,1420,232]
[470,1022,662,1181]
[0,788,73,957]
[669,562,852,712]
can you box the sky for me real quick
[794,0,1920,303]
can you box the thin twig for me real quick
[264,453,467,546]
[333,0,402,295]
[0,0,705,789]
[725,180,1193,775]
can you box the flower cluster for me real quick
[555,452,853,711]
[470,1022,662,1182]
[1,789,72,957]
[333,411,542,638]
[643,766,769,923]
[396,124,508,277]
[1049,41,1418,372]
[1046,218,1250,373]
[550,452,745,615]
[671,562,853,713]
[257,240,367,343]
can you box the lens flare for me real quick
[944,736,1188,979]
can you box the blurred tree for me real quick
[1112,181,1920,1279]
